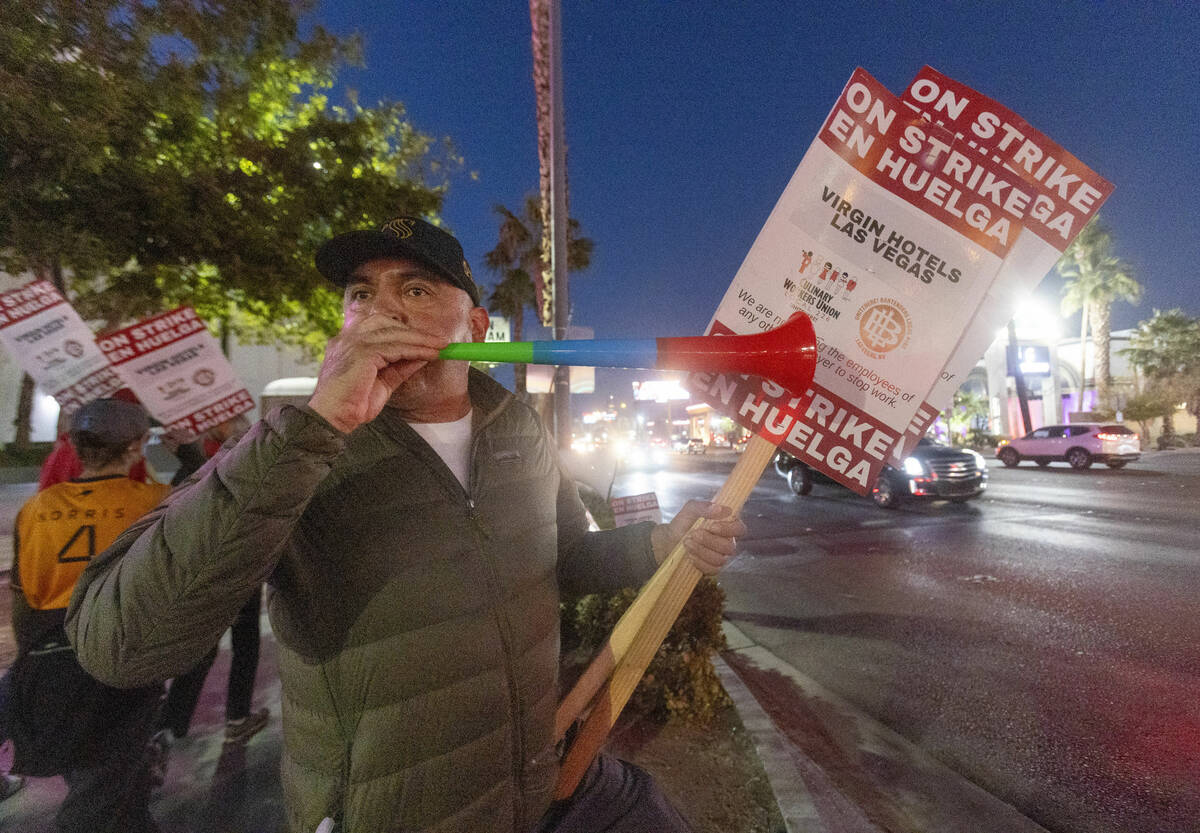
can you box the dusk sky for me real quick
[309,2,1199,400]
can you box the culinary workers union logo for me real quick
[854,298,911,360]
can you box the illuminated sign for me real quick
[526,364,595,394]
[1008,345,1050,377]
[582,410,616,425]
[631,379,691,402]
[485,316,510,343]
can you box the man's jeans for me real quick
[535,753,692,833]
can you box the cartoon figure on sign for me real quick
[819,262,831,280]
[37,348,65,370]
[799,250,813,274]
[843,278,857,299]
[160,378,190,401]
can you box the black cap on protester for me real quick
[71,398,150,446]
[315,216,481,306]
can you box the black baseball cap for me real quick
[71,398,150,446]
[315,216,481,306]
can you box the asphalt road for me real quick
[610,449,1200,833]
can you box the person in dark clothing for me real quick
[10,399,169,833]
[68,217,745,833]
[155,416,267,760]
[37,389,151,490]
[156,589,267,743]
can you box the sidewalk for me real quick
[0,481,36,576]
[0,609,1050,833]
[0,573,288,832]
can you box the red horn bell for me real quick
[656,311,817,394]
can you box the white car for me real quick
[996,423,1141,470]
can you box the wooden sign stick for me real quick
[554,434,778,798]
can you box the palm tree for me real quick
[529,0,554,325]
[483,197,593,397]
[945,388,989,445]
[1058,216,1141,411]
[1121,309,1200,441]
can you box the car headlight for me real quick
[902,456,925,476]
[966,448,986,470]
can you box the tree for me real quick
[1,0,459,442]
[1,2,149,448]
[1121,309,1200,441]
[483,196,593,397]
[1120,390,1177,449]
[1058,216,1141,411]
[0,3,142,281]
[944,388,989,446]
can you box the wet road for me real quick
[612,450,1200,833]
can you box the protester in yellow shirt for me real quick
[7,398,169,833]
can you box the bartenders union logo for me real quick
[64,339,84,358]
[193,368,216,386]
[855,298,911,359]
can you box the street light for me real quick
[1011,295,1060,341]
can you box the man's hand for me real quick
[307,312,446,434]
[650,500,746,575]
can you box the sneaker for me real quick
[223,708,269,745]
[147,728,174,787]
[0,774,25,801]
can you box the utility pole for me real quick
[546,0,571,450]
[1008,318,1033,434]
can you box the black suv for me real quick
[775,437,988,509]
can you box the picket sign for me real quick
[886,66,1113,456]
[609,492,662,527]
[693,68,1021,497]
[552,65,1114,800]
[554,434,777,798]
[0,280,124,413]
[96,306,254,441]
[0,284,255,439]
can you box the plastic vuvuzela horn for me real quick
[438,311,818,395]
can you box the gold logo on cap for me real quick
[382,218,416,239]
[462,260,473,279]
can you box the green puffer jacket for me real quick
[67,371,658,832]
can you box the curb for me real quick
[0,469,38,485]
[714,652,823,832]
[716,620,1051,833]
